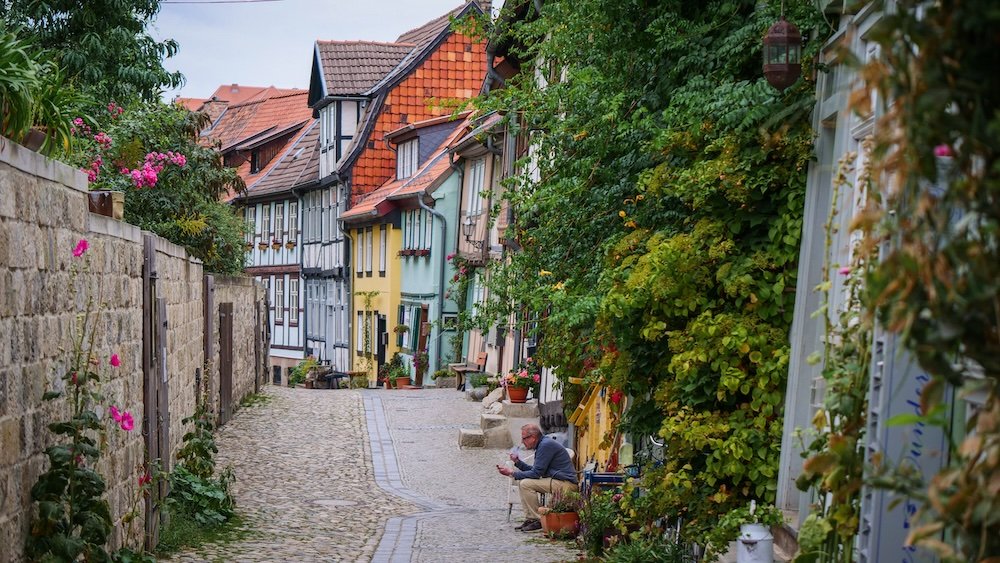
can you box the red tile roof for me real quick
[396,2,475,47]
[315,41,415,97]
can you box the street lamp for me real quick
[763,16,802,91]
[463,215,484,249]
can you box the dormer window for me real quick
[396,139,418,179]
[250,150,261,174]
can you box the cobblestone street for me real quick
[168,386,579,562]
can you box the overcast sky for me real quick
[152,0,488,101]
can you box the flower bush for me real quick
[502,356,541,393]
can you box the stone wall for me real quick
[212,275,267,414]
[0,140,267,562]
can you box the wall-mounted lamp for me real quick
[462,215,484,249]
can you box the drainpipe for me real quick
[417,193,448,376]
[341,219,355,372]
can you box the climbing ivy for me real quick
[475,0,827,543]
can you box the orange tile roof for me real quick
[174,97,206,112]
[348,29,487,198]
[204,91,312,153]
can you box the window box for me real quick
[271,239,282,250]
[285,241,296,249]
[258,242,268,251]
[416,249,430,257]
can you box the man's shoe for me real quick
[515,518,536,531]
[521,519,543,532]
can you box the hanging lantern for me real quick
[763,16,802,91]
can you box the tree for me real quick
[0,0,182,102]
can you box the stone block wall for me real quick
[0,140,267,562]
[0,141,146,560]
[212,276,267,414]
[152,238,206,464]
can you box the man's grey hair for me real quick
[521,424,543,438]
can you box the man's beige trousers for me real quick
[518,478,578,520]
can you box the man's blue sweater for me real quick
[513,437,577,483]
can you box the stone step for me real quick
[499,400,539,418]
[480,413,507,431]
[483,425,514,449]
[458,428,485,448]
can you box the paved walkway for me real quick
[167,386,578,562]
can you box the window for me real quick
[364,227,373,275]
[424,210,433,250]
[245,206,256,243]
[274,277,285,323]
[289,201,299,239]
[409,305,420,350]
[396,305,405,347]
[355,228,363,274]
[466,158,486,216]
[262,203,272,237]
[356,311,364,354]
[402,210,432,250]
[250,151,261,174]
[275,202,285,238]
[289,278,299,325]
[378,225,387,275]
[396,139,418,178]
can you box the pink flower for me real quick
[933,144,953,158]
[446,253,455,261]
[71,372,78,385]
[110,354,121,367]
[109,405,123,423]
[138,473,152,487]
[119,412,135,432]
[85,169,98,183]
[73,117,84,127]
[94,132,112,149]
[838,266,851,276]
[532,374,540,383]
[73,239,89,257]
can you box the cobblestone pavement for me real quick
[167,386,578,562]
[372,388,580,563]
[167,387,418,562]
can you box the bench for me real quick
[448,352,487,391]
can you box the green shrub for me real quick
[602,534,695,563]
[287,356,317,387]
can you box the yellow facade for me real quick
[568,384,627,473]
[351,223,402,383]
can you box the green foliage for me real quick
[475,0,828,544]
[288,356,318,387]
[165,466,235,527]
[601,534,696,563]
[238,392,272,408]
[69,102,247,273]
[431,369,451,380]
[467,372,488,388]
[154,507,246,556]
[1,0,183,103]
[548,490,581,513]
[176,406,218,480]
[578,490,620,557]
[0,28,91,154]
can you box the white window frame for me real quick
[356,311,364,353]
[274,277,285,324]
[365,227,373,275]
[355,228,363,275]
[423,210,432,250]
[396,139,419,179]
[466,158,486,216]
[379,225,387,274]
[289,277,299,325]
[289,201,299,240]
[245,205,256,243]
[275,202,285,238]
[262,203,272,238]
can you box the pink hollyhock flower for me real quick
[138,473,152,486]
[933,144,953,158]
[94,132,112,149]
[109,405,123,423]
[110,354,121,367]
[119,412,135,431]
[838,266,851,275]
[73,239,89,257]
[446,253,454,261]
[73,117,84,127]
[85,169,98,182]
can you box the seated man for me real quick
[496,423,577,532]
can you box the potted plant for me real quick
[285,240,296,249]
[431,369,455,388]
[391,364,410,388]
[393,324,409,336]
[412,349,429,379]
[271,238,282,250]
[538,491,581,538]
[416,249,430,257]
[466,372,490,401]
[501,357,541,403]
[705,501,784,562]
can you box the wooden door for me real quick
[219,303,234,426]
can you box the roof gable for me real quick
[308,41,414,107]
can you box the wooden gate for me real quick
[218,302,234,426]
[142,235,170,550]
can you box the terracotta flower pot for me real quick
[395,376,411,388]
[508,387,529,403]
[540,511,579,536]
